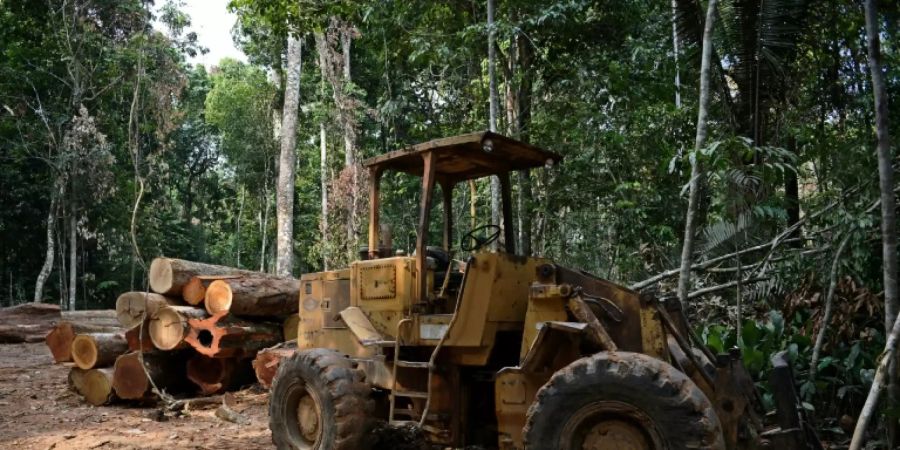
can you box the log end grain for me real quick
[112,352,149,400]
[183,277,206,305]
[149,307,187,351]
[71,334,100,370]
[46,322,76,363]
[83,368,115,406]
[149,258,175,295]
[204,280,232,316]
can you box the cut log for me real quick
[61,309,119,327]
[71,332,128,370]
[252,343,297,388]
[68,367,89,393]
[204,277,300,317]
[124,322,154,353]
[149,258,275,296]
[112,351,190,400]
[184,313,283,358]
[0,302,61,343]
[283,314,300,342]
[46,321,122,363]
[186,355,254,395]
[82,367,116,406]
[148,305,208,351]
[115,292,180,329]
[183,275,244,305]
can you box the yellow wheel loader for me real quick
[267,132,821,450]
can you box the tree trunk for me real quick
[185,313,283,358]
[276,35,303,278]
[112,351,190,400]
[34,181,60,302]
[115,291,180,329]
[186,355,254,395]
[676,0,717,304]
[850,308,900,450]
[487,0,501,246]
[148,305,208,351]
[252,343,297,388]
[864,0,899,444]
[320,122,329,270]
[149,257,275,297]
[670,0,682,109]
[45,321,121,362]
[203,277,300,317]
[71,332,128,370]
[68,208,76,311]
[809,233,852,381]
[516,28,534,256]
[82,367,116,406]
[68,367,88,394]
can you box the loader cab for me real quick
[361,131,561,308]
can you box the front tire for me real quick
[523,351,725,450]
[269,349,374,450]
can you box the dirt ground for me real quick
[0,343,272,450]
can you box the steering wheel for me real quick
[460,224,502,252]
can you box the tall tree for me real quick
[487,0,501,245]
[276,36,303,277]
[863,0,899,443]
[677,0,718,304]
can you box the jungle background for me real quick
[2,0,900,446]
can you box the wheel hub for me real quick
[295,389,321,445]
[562,401,661,450]
[582,419,652,450]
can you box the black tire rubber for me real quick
[269,348,374,450]
[523,351,725,450]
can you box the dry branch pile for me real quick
[34,257,302,407]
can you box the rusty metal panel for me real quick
[360,263,397,300]
[322,278,350,328]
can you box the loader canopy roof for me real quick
[362,131,561,182]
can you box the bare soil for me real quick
[0,343,271,450]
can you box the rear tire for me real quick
[523,351,724,450]
[269,349,374,450]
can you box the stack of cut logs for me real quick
[44,257,300,406]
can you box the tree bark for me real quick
[276,35,303,278]
[320,123,329,270]
[203,277,300,317]
[809,233,851,380]
[864,0,899,444]
[45,321,121,362]
[850,308,900,450]
[252,343,297,389]
[68,208,76,311]
[115,291,180,329]
[33,181,60,302]
[148,305,208,351]
[82,367,116,406]
[185,313,283,358]
[487,0,501,246]
[71,332,128,370]
[112,351,190,400]
[676,0,717,304]
[124,322,154,353]
[149,258,275,297]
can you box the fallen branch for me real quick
[630,238,801,290]
[809,233,852,381]
[686,277,768,300]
